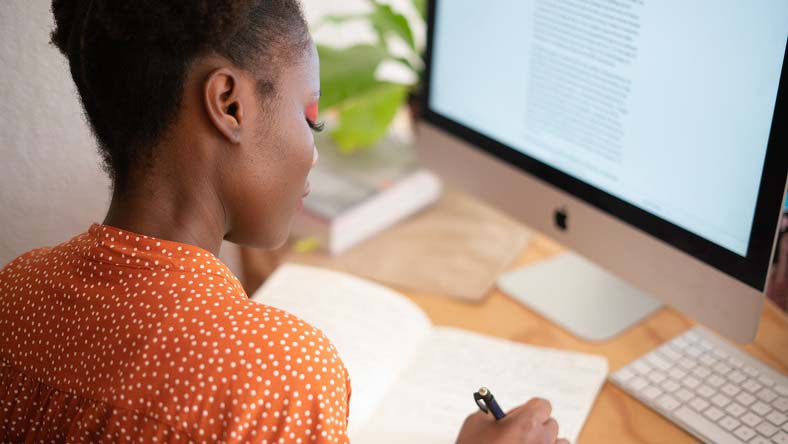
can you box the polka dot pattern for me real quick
[0,224,351,443]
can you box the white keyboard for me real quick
[610,326,788,444]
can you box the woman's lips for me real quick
[302,181,311,198]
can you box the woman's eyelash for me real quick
[307,119,325,132]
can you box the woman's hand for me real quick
[456,398,570,444]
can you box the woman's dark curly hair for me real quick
[50,0,311,192]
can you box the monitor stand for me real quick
[497,252,662,342]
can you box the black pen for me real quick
[474,386,506,420]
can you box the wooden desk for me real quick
[242,234,788,444]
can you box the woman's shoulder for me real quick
[0,230,89,283]
[210,297,345,372]
[131,292,351,427]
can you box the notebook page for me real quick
[353,327,608,444]
[251,264,433,434]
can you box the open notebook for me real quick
[252,264,608,443]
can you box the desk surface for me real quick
[397,234,788,444]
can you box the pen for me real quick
[474,386,506,420]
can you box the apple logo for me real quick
[554,206,568,231]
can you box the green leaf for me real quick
[392,55,419,75]
[331,82,408,152]
[317,44,388,110]
[411,0,427,21]
[313,13,369,29]
[369,1,416,52]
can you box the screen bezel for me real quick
[421,0,788,291]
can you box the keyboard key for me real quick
[738,392,757,407]
[748,436,770,444]
[686,346,704,358]
[679,357,697,370]
[744,366,760,378]
[772,431,788,444]
[684,331,701,342]
[632,360,652,375]
[745,379,765,394]
[741,412,763,427]
[698,353,717,367]
[672,336,690,349]
[669,368,687,380]
[675,406,748,444]
[648,372,667,384]
[676,388,695,402]
[693,367,712,379]
[723,383,743,397]
[646,353,672,371]
[776,385,788,397]
[726,402,747,418]
[613,367,635,383]
[709,375,727,388]
[774,397,788,413]
[627,376,649,392]
[756,421,779,437]
[729,371,748,384]
[704,406,725,421]
[656,394,681,412]
[698,384,715,398]
[714,362,732,376]
[700,354,718,366]
[767,411,787,427]
[712,348,729,359]
[642,385,663,401]
[698,339,714,350]
[661,380,680,393]
[734,425,757,441]
[759,388,779,404]
[719,415,741,431]
[660,346,682,361]
[684,376,701,389]
[690,396,711,412]
[712,393,732,408]
[728,357,744,368]
[754,401,774,416]
[759,376,775,387]
[666,341,685,353]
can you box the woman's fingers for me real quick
[543,417,559,437]
[509,398,553,424]
[517,397,552,424]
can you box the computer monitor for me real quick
[417,0,788,342]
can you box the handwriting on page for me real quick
[353,327,607,444]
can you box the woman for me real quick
[0,1,568,443]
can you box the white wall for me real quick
[0,0,417,272]
[0,0,110,267]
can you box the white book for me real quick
[252,264,609,443]
[293,135,442,255]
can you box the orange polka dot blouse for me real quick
[0,224,351,443]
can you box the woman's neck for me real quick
[103,172,227,256]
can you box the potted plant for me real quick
[313,0,426,153]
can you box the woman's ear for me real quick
[204,68,244,144]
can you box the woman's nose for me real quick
[311,146,319,168]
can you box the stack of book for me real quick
[293,134,442,255]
